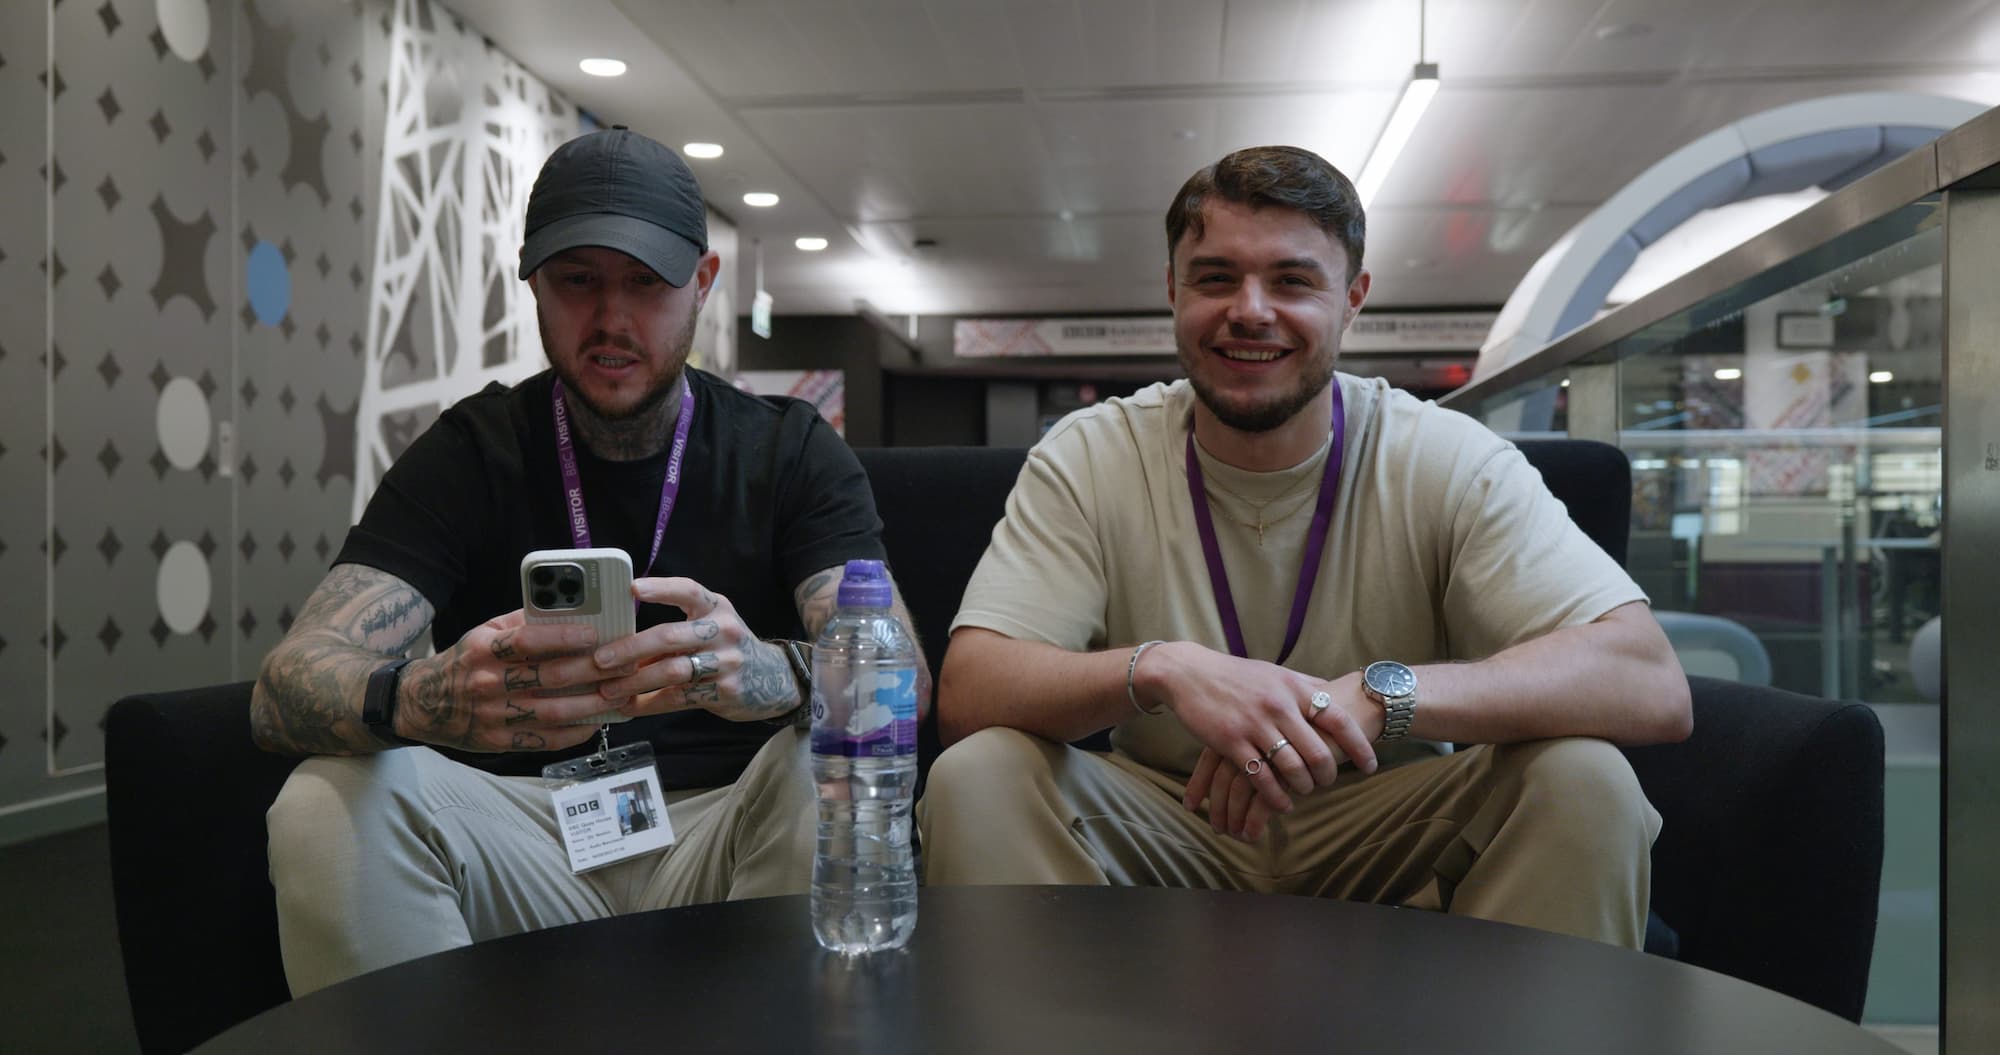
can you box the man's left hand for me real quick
[589,577,803,723]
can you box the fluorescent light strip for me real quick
[1354,62,1439,207]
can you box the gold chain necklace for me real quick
[1203,485,1317,546]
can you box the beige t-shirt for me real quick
[951,373,1648,776]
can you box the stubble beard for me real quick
[544,309,699,460]
[1178,335,1338,435]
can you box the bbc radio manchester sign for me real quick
[953,312,1493,358]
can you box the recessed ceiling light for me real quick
[1869,370,1895,383]
[1714,367,1743,381]
[795,236,828,251]
[683,142,724,159]
[579,58,627,77]
[742,192,780,207]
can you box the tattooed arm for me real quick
[250,565,436,756]
[251,563,610,756]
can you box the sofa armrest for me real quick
[106,682,305,1054]
[1621,675,1885,1021]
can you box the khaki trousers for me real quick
[918,729,1660,948]
[267,727,815,995]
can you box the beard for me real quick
[1178,337,1338,434]
[543,308,698,424]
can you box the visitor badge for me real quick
[542,742,674,873]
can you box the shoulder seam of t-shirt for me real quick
[769,399,839,568]
[1365,388,1513,537]
[464,375,531,422]
[1439,440,1516,545]
[1038,380,1176,448]
[1034,386,1145,525]
[689,366,804,427]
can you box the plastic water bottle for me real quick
[810,559,921,954]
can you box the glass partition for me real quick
[1444,187,1951,1030]
[1454,196,1943,705]
[1613,202,1942,704]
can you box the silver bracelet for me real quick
[1126,640,1168,715]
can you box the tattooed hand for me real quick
[252,565,619,757]
[588,577,803,723]
[393,610,632,753]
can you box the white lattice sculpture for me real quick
[352,0,579,519]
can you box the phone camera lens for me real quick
[533,590,556,609]
[531,567,555,587]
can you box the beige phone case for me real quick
[520,547,635,725]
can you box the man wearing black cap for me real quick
[251,127,920,993]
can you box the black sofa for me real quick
[106,440,1885,1053]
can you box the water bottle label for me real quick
[811,667,919,757]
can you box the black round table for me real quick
[200,886,1898,1054]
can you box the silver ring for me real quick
[1309,691,1332,717]
[1264,737,1291,760]
[689,652,718,681]
[1242,758,1262,776]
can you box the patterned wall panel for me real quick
[230,0,377,679]
[47,0,246,774]
[0,0,594,815]
[0,3,55,806]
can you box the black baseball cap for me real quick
[518,126,709,287]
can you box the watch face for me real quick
[1365,661,1416,699]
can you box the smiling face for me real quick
[1168,198,1370,436]
[528,245,719,422]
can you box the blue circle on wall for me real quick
[246,241,290,326]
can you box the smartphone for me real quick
[520,547,635,725]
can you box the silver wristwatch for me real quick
[1361,660,1417,742]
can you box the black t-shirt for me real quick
[336,367,885,788]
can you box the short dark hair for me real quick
[1164,145,1366,279]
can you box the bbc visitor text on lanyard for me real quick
[551,377,694,578]
[540,376,698,874]
[551,375,694,748]
[544,375,700,871]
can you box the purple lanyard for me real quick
[551,378,694,583]
[1183,383,1345,665]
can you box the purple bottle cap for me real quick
[836,559,893,608]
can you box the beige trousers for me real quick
[267,727,815,995]
[918,729,1660,948]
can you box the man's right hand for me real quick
[1130,641,1377,829]
[394,610,633,753]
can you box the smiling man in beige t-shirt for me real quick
[917,146,1691,948]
